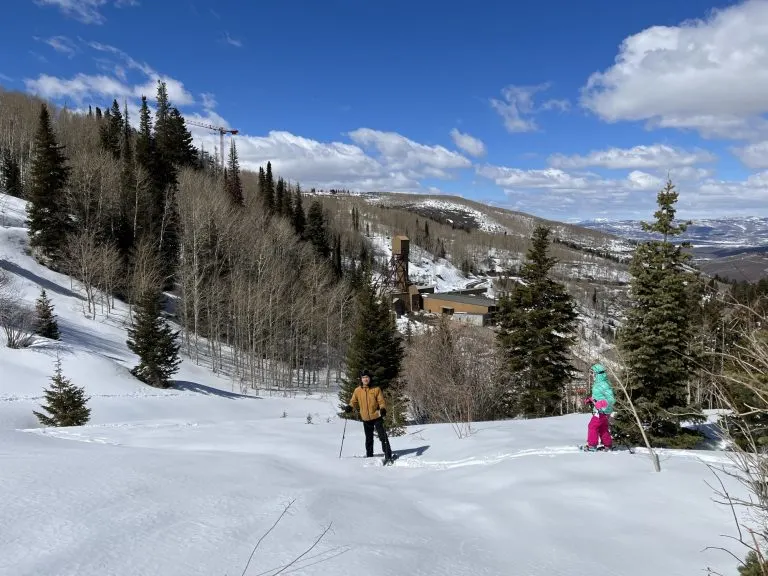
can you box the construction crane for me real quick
[185,119,239,171]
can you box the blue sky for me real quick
[2,0,768,221]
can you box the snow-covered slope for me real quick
[368,232,485,293]
[0,192,752,576]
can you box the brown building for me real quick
[422,293,498,325]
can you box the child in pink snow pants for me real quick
[584,363,616,450]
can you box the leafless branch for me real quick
[240,499,296,576]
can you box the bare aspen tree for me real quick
[62,228,102,319]
[97,241,122,314]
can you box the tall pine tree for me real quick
[225,139,244,206]
[495,225,578,417]
[33,355,90,427]
[262,161,275,214]
[151,81,181,288]
[26,104,72,263]
[615,178,703,448]
[99,99,123,158]
[127,289,181,388]
[292,184,306,238]
[339,270,407,434]
[306,200,330,258]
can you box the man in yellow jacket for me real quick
[343,369,393,461]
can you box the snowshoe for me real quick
[579,444,610,452]
[382,454,399,466]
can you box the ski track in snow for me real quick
[26,419,735,470]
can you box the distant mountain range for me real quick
[578,216,768,282]
[579,217,768,252]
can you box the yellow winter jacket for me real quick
[349,385,386,421]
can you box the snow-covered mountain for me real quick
[579,216,768,252]
[0,192,751,576]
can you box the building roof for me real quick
[423,293,497,308]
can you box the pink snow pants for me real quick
[587,413,612,448]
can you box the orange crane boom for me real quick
[185,119,239,171]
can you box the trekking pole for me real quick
[338,417,348,459]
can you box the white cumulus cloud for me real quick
[449,128,486,157]
[580,0,768,139]
[548,144,717,170]
[731,140,768,169]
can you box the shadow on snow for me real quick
[173,380,260,400]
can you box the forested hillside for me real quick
[0,85,359,392]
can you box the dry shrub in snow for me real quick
[705,306,768,575]
[404,316,501,437]
[0,269,35,348]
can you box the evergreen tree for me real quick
[225,139,244,206]
[151,81,181,287]
[34,288,60,340]
[167,107,197,168]
[153,80,172,153]
[281,179,293,216]
[99,99,123,158]
[306,200,330,258]
[333,234,342,278]
[1,149,22,198]
[738,551,764,576]
[115,101,136,259]
[33,355,90,427]
[275,177,286,216]
[292,184,306,238]
[339,270,407,434]
[126,289,181,388]
[263,161,275,213]
[26,103,72,262]
[495,225,578,417]
[135,96,153,171]
[615,178,703,448]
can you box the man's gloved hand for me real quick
[594,399,608,410]
[583,397,594,405]
[379,408,387,418]
[343,405,352,413]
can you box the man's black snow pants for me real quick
[363,417,392,459]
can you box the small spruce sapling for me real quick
[33,354,91,427]
[34,288,60,340]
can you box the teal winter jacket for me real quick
[590,364,615,415]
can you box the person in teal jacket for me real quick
[584,363,616,450]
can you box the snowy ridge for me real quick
[0,192,753,576]
[367,194,508,233]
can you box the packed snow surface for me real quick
[0,193,751,575]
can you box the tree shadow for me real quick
[393,445,430,457]
[173,380,261,400]
[57,321,127,361]
[0,259,84,300]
